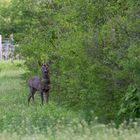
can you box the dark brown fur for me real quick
[28,64,50,105]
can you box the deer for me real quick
[28,62,50,105]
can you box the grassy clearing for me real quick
[0,61,140,140]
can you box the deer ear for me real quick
[44,63,49,67]
[47,60,52,65]
[37,60,42,66]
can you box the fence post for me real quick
[0,35,2,60]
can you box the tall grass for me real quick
[0,61,140,140]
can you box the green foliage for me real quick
[0,0,140,124]
[1,62,140,140]
[0,61,78,134]
[118,85,140,121]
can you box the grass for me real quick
[0,60,140,140]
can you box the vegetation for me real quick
[0,0,140,138]
[0,61,140,140]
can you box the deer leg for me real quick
[31,88,36,103]
[46,91,49,103]
[28,87,35,105]
[44,90,49,104]
[28,94,32,105]
[32,91,35,103]
[46,92,49,103]
[41,92,44,105]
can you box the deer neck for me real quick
[42,73,49,79]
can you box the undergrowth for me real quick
[0,61,140,140]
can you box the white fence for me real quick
[0,35,15,60]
